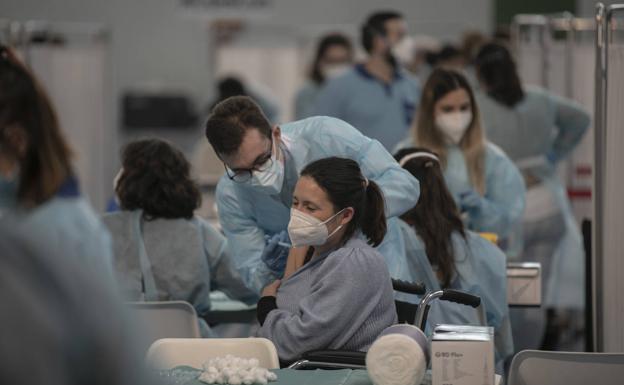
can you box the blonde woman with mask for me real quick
[398,68,525,257]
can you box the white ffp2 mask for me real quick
[287,208,345,247]
[321,63,350,80]
[249,140,285,195]
[435,111,473,144]
[392,36,415,65]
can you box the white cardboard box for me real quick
[507,262,542,307]
[431,325,494,385]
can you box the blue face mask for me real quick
[0,173,18,211]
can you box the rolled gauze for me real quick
[366,324,429,385]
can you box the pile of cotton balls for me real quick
[198,355,278,385]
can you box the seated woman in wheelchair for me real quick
[256,157,397,363]
[394,147,513,372]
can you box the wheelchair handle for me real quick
[392,279,426,295]
[440,289,481,308]
[414,289,482,330]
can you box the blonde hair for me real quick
[412,68,486,195]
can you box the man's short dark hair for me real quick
[205,95,272,156]
[361,11,404,53]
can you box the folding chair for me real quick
[146,338,280,370]
[508,350,624,385]
[127,301,201,354]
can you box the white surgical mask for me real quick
[249,141,285,195]
[287,208,345,247]
[391,36,415,65]
[321,63,350,80]
[435,111,473,144]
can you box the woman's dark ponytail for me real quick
[475,42,525,107]
[394,147,464,288]
[301,157,387,247]
[361,180,387,247]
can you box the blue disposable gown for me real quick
[102,210,257,307]
[216,116,420,293]
[444,143,526,258]
[396,219,513,372]
[477,86,590,308]
[103,210,257,337]
[394,140,526,257]
[0,176,116,286]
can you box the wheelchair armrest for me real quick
[299,350,366,366]
[303,350,367,363]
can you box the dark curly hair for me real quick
[115,139,201,220]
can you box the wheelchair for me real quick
[286,279,482,369]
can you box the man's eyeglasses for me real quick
[223,138,274,183]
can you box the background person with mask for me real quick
[204,96,420,293]
[0,45,115,282]
[398,68,525,258]
[294,33,354,120]
[394,147,513,372]
[103,139,256,337]
[474,42,591,351]
[314,10,420,151]
[257,157,397,363]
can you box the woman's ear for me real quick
[273,125,281,141]
[339,207,355,226]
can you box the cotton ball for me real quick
[226,367,238,377]
[198,372,216,384]
[266,371,277,381]
[198,355,278,385]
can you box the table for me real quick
[157,366,501,385]
[158,366,425,385]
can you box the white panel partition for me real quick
[28,44,110,211]
[512,14,597,222]
[593,3,624,353]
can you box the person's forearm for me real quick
[283,247,308,279]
